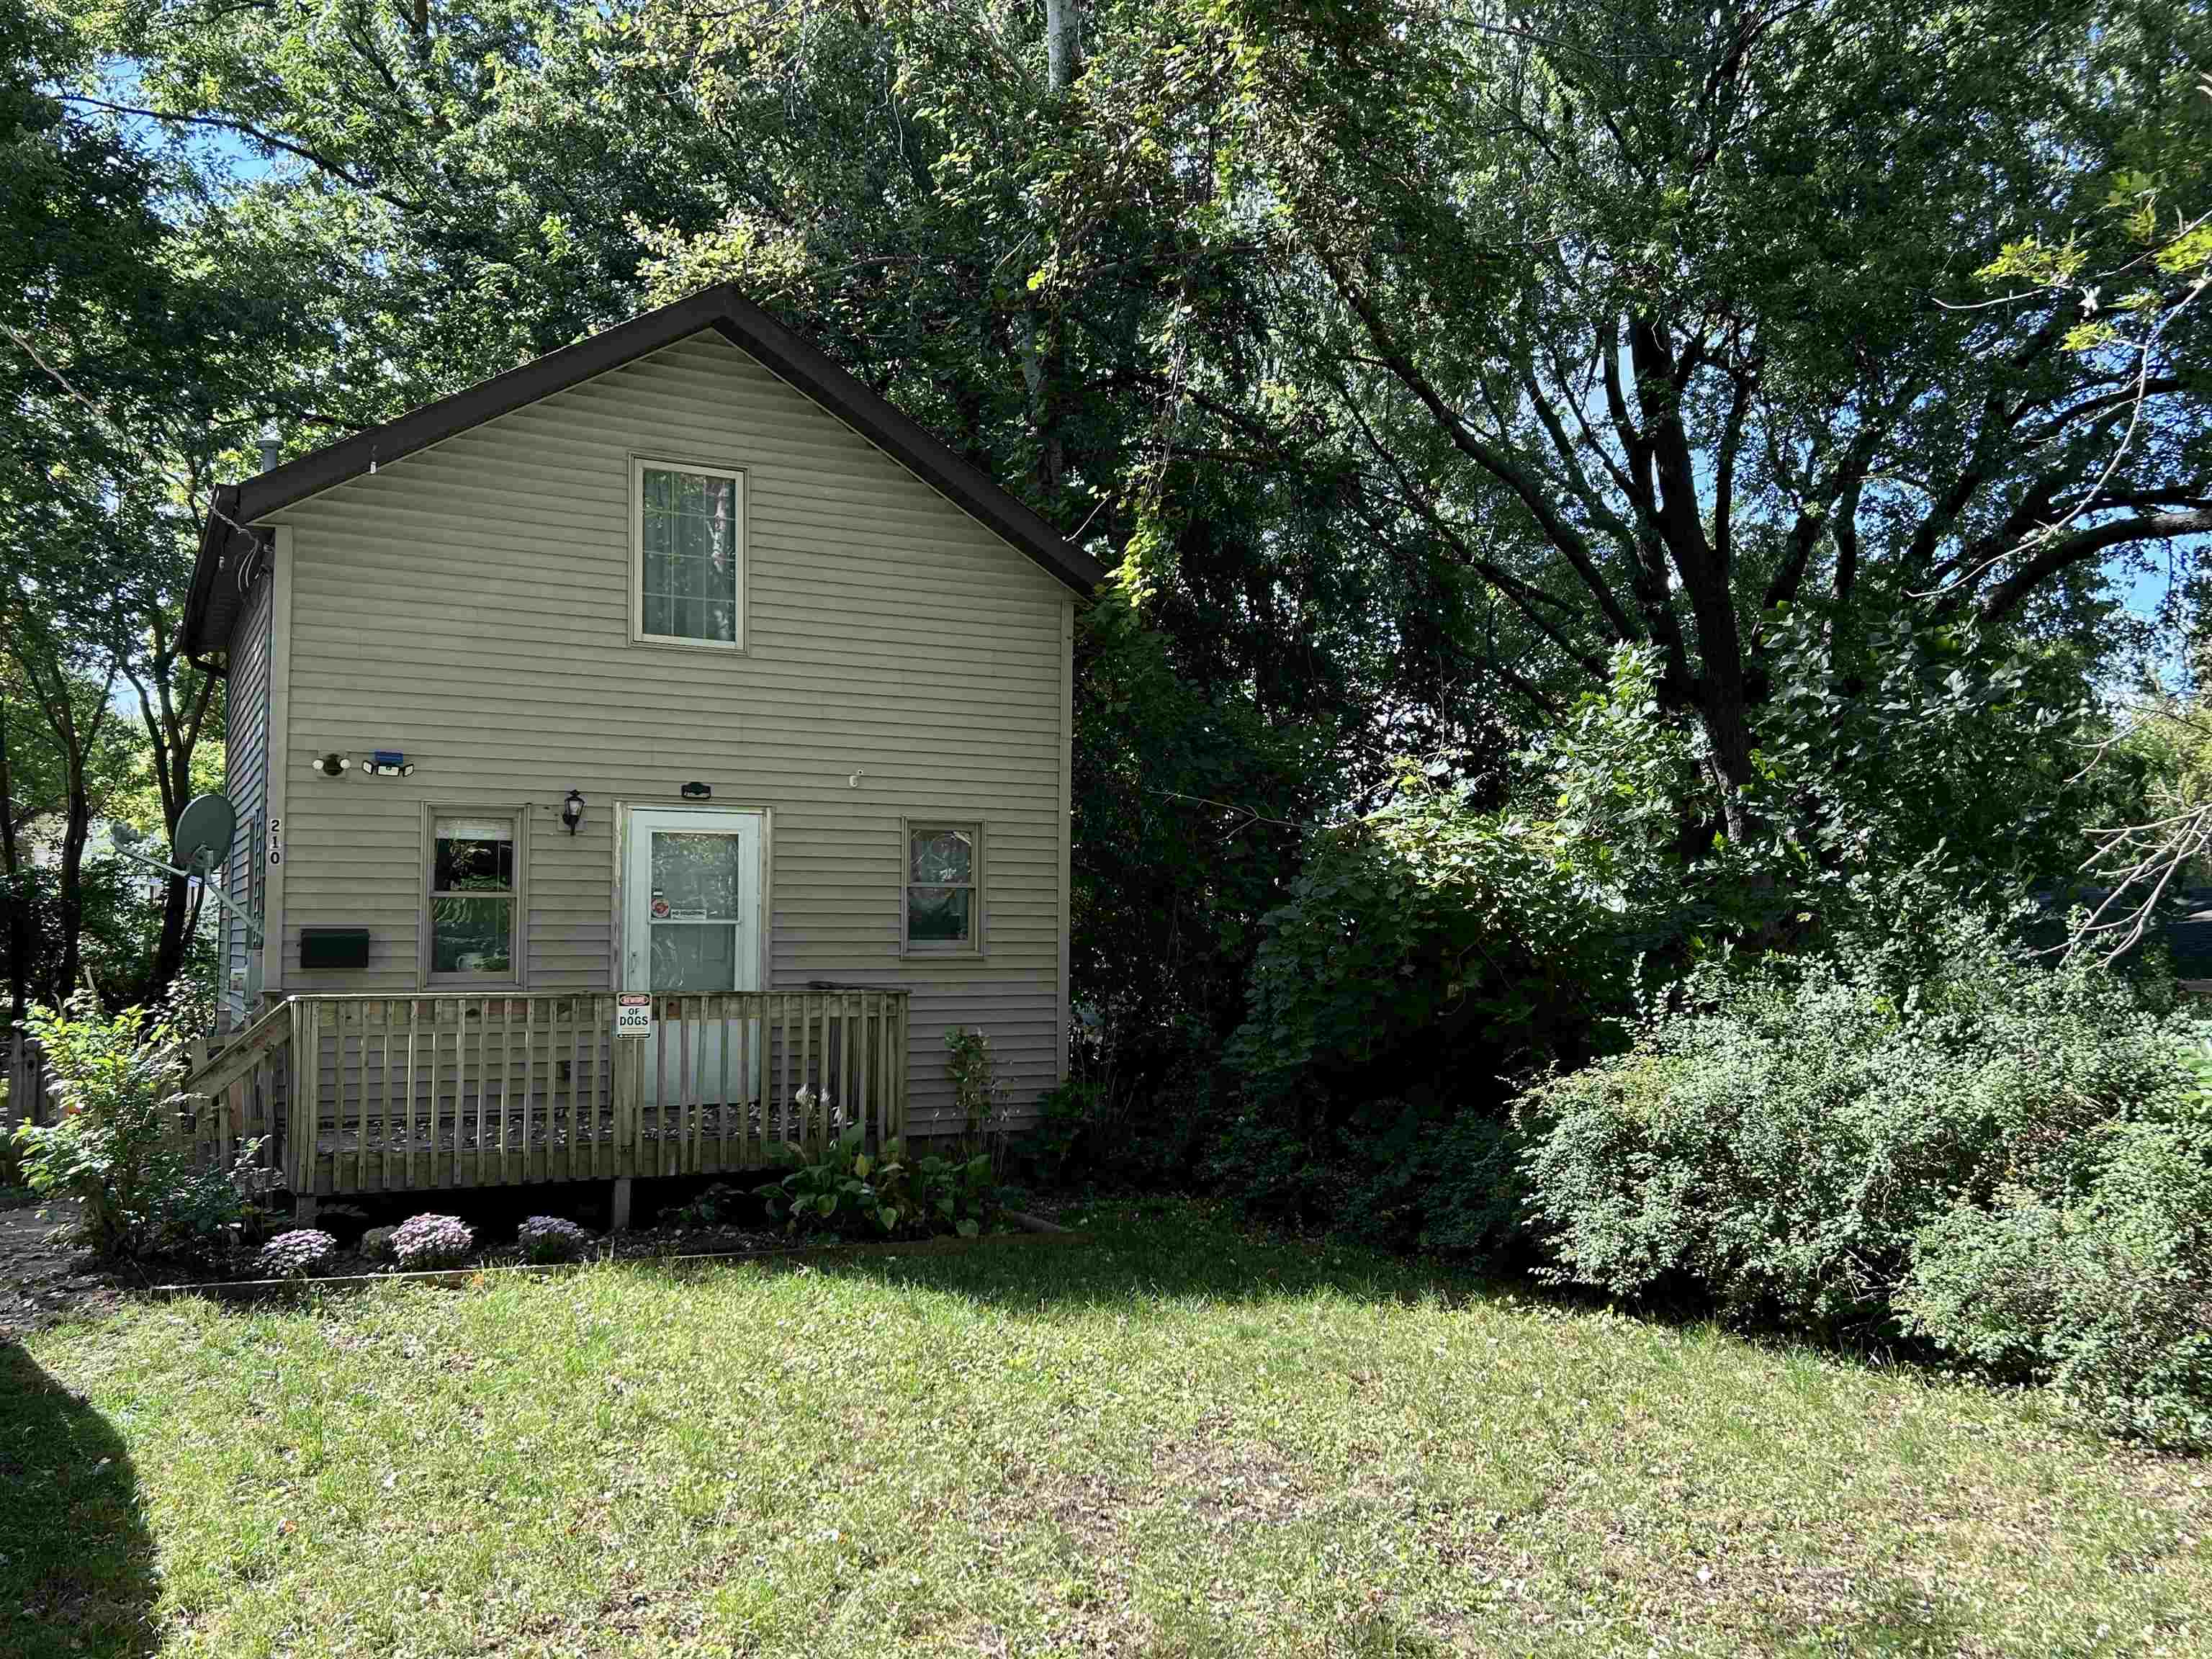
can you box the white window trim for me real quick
[421,804,528,989]
[629,454,748,652]
[899,816,985,959]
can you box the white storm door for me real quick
[624,809,764,1105]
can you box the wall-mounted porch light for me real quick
[680,781,712,800]
[561,789,586,835]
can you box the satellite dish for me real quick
[172,793,238,874]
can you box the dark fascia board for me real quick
[185,284,1107,657]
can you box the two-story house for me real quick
[182,285,1102,1220]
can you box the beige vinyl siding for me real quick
[220,560,274,1028]
[267,331,1071,1130]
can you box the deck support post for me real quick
[295,1192,318,1226]
[609,1177,632,1232]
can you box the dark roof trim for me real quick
[186,284,1106,655]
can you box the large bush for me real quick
[11,994,256,1258]
[1518,917,2192,1339]
[1230,760,1629,1112]
[1902,1116,2212,1451]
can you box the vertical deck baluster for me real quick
[821,994,835,1141]
[423,1004,441,1189]
[467,998,486,1185]
[403,999,418,1189]
[716,994,732,1170]
[359,1000,374,1191]
[529,999,541,1185]
[590,996,606,1178]
[361,1000,377,1191]
[496,998,512,1176]
[878,992,891,1150]
[546,997,559,1184]
[563,996,579,1182]
[841,993,855,1143]
[646,995,663,1177]
[777,994,792,1150]
[379,1000,395,1191]
[674,999,691,1176]
[805,999,822,1159]
[742,996,756,1162]
[693,999,711,1172]
[340,1000,358,1194]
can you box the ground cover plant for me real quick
[6,1200,2207,1658]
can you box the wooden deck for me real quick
[180,989,909,1212]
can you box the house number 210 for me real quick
[266,817,283,866]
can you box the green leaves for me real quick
[755,1128,1000,1241]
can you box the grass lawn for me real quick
[6,1201,2208,1658]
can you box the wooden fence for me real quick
[3,1036,50,1136]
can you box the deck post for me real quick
[295,1192,318,1226]
[610,1176,632,1232]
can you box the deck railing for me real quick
[279,989,909,1198]
[181,999,292,1187]
[19,987,905,1207]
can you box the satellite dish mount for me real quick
[114,793,263,947]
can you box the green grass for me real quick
[7,1200,2208,1657]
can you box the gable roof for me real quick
[184,284,1106,656]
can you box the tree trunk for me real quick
[57,778,90,1000]
[1046,0,1083,96]
[0,705,27,1035]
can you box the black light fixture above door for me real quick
[680,781,711,800]
[561,789,586,835]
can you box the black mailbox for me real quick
[299,927,371,971]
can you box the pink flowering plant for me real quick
[255,1228,337,1279]
[390,1213,474,1268]
[516,1215,593,1264]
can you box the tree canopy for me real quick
[6,0,2209,1062]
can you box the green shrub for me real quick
[10,995,258,1259]
[1518,916,2191,1338]
[1902,1118,2212,1451]
[1022,1068,1221,1193]
[945,1026,1007,1159]
[756,1128,997,1239]
[1229,760,1629,1111]
[665,1180,754,1230]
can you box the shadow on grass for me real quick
[612,1197,1960,1383]
[620,1198,1506,1318]
[0,1342,157,1659]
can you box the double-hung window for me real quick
[903,821,982,955]
[426,811,522,984]
[632,457,745,649]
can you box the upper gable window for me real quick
[631,458,745,650]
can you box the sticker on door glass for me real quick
[616,993,652,1038]
[651,890,670,920]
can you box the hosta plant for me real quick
[254,1228,337,1280]
[516,1215,594,1264]
[390,1213,474,1269]
[756,1128,997,1239]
